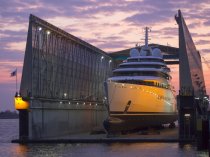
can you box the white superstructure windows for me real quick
[119,64,163,69]
[127,58,164,63]
[113,71,171,80]
[113,80,171,90]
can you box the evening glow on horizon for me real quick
[0,0,210,110]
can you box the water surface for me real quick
[0,119,208,157]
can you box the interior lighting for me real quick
[38,27,42,31]
[14,96,29,110]
[68,102,71,104]
[109,60,112,63]
[64,93,67,97]
[184,114,191,117]
[47,30,51,35]
[101,56,104,60]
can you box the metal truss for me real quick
[20,14,113,103]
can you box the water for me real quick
[0,119,208,157]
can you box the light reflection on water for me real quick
[0,119,208,157]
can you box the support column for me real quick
[18,110,29,140]
[14,94,29,140]
[177,95,196,139]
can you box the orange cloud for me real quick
[5,41,26,52]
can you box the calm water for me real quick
[0,119,208,157]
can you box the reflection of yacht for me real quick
[104,27,177,133]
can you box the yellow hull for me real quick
[107,82,177,113]
[104,81,177,132]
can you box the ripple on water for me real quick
[0,119,208,157]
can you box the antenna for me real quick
[143,27,151,47]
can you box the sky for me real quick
[0,0,210,111]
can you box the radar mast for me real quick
[144,27,151,47]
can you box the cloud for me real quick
[124,10,171,25]
[191,32,210,38]
[0,30,27,45]
[187,22,202,29]
[159,27,178,36]
[4,41,26,52]
[97,40,131,52]
[203,20,210,26]
[201,49,210,54]
[195,40,210,45]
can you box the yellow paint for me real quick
[14,96,29,110]
[108,81,177,113]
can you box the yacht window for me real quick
[120,64,162,69]
[114,80,170,89]
[113,71,170,79]
[127,59,138,62]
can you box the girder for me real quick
[109,44,179,65]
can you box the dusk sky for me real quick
[0,0,210,111]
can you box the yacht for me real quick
[104,27,177,133]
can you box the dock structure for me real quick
[14,10,210,148]
[19,14,113,139]
[109,43,179,66]
[175,10,209,149]
[109,10,209,148]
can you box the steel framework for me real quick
[20,14,113,103]
[175,10,206,96]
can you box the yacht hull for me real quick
[104,81,178,133]
[104,113,178,133]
